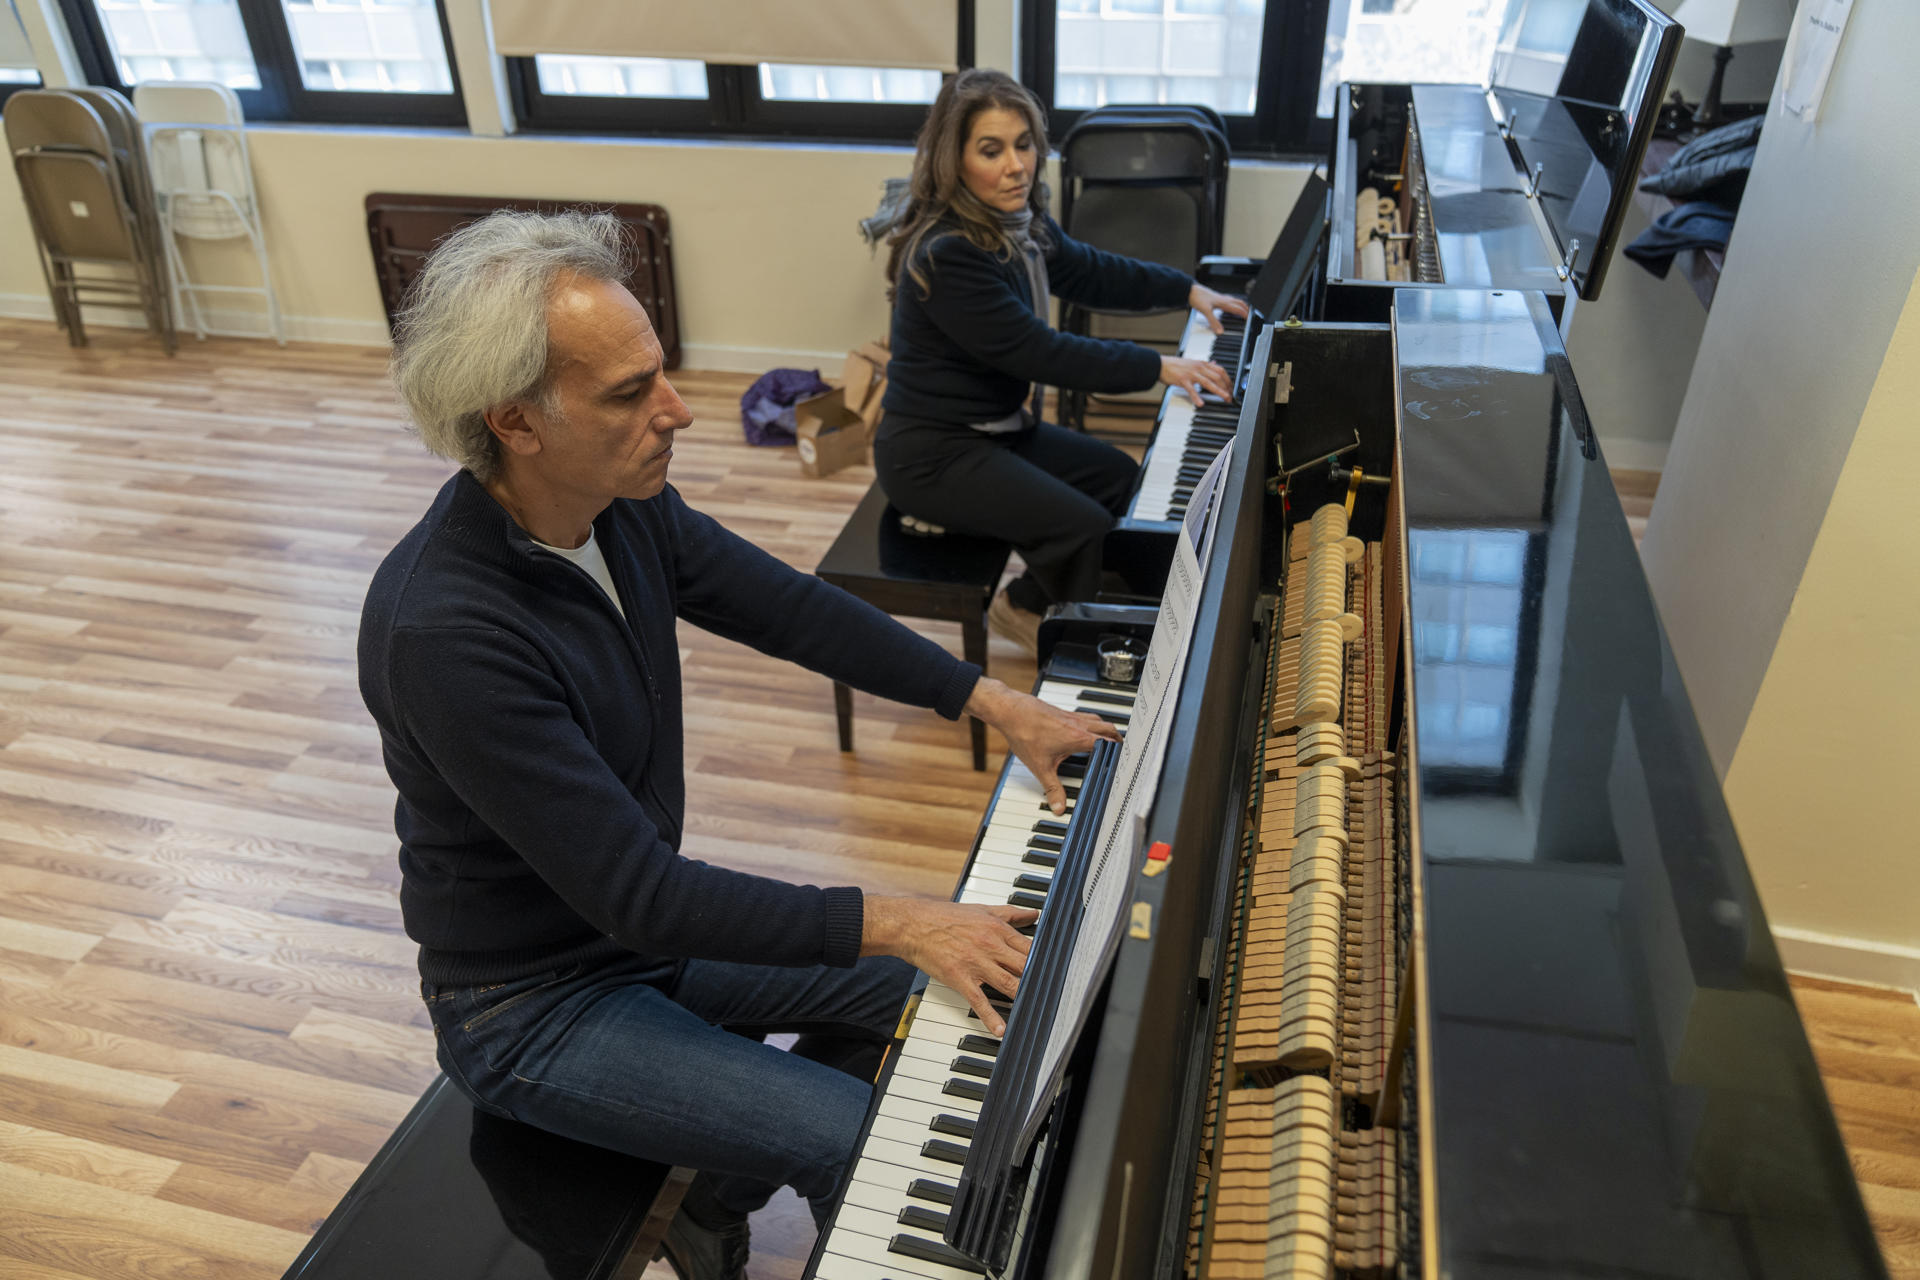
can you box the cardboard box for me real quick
[793,387,870,479]
[841,338,890,433]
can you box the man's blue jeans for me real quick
[423,950,916,1225]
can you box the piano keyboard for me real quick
[808,675,1138,1280]
[1129,307,1248,525]
[1190,503,1405,1280]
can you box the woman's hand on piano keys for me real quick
[1188,282,1251,335]
[1160,355,1234,406]
[965,676,1122,816]
[860,896,1037,1036]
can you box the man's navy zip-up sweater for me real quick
[358,472,981,987]
[882,213,1193,426]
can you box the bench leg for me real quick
[963,613,988,772]
[834,680,853,753]
[616,1165,696,1279]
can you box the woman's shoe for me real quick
[986,589,1042,657]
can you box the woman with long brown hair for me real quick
[876,68,1245,654]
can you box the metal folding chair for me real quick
[1055,108,1229,430]
[134,80,284,344]
[4,88,175,352]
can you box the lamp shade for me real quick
[1670,0,1798,45]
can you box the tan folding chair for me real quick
[4,89,175,352]
[134,80,283,344]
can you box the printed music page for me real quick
[1017,440,1236,1152]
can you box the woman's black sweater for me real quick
[882,214,1192,427]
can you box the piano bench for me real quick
[816,480,1012,772]
[282,1073,691,1280]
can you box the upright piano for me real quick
[1110,0,1683,592]
[803,288,1888,1279]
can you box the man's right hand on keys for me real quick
[862,897,1039,1036]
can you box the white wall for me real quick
[1641,0,1920,987]
[1642,0,1920,771]
[1720,268,1920,989]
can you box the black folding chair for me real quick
[1054,107,1228,431]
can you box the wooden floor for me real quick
[0,318,1912,1280]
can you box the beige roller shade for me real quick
[490,0,960,71]
[1,0,37,72]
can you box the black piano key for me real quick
[931,1113,978,1140]
[1055,756,1089,778]
[1008,890,1047,909]
[908,1178,957,1206]
[957,1034,1001,1056]
[944,1077,987,1102]
[1032,818,1069,835]
[951,1054,995,1079]
[1089,709,1129,725]
[889,1233,985,1274]
[1022,848,1060,869]
[1013,871,1053,893]
[921,1137,972,1165]
[899,1204,950,1233]
[1026,834,1064,851]
[1076,689,1134,706]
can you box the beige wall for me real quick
[1,124,1310,363]
[1720,266,1920,979]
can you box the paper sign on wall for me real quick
[1781,0,1854,123]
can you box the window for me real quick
[56,0,464,124]
[277,0,453,95]
[2,0,42,102]
[758,63,940,105]
[1025,0,1331,156]
[510,58,954,141]
[533,55,707,101]
[1029,0,1577,157]
[1318,0,1588,120]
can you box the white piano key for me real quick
[828,1204,981,1278]
[812,674,1135,1279]
[854,1135,976,1186]
[872,1089,981,1132]
[817,1245,979,1280]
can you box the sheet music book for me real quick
[1016,439,1236,1154]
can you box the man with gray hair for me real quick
[358,210,1116,1280]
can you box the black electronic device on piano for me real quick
[800,290,1887,1280]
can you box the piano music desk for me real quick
[815,481,1012,771]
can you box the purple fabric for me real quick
[740,368,831,446]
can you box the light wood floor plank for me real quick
[0,318,1912,1279]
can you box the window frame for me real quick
[55,0,466,127]
[0,77,42,107]
[505,0,974,144]
[1021,0,1332,159]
